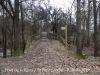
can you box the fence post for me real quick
[65,25,67,51]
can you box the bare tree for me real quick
[86,0,91,47]
[0,0,20,52]
[93,0,99,57]
[20,0,25,53]
[14,0,20,51]
[99,3,100,35]
[76,0,83,56]
[81,0,86,49]
[2,0,7,58]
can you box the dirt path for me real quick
[0,39,100,75]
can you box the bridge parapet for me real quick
[48,33,66,46]
[25,33,40,53]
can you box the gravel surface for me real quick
[0,39,100,75]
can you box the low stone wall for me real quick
[25,33,40,53]
[48,33,66,46]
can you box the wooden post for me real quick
[65,25,67,51]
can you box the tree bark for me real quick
[69,15,71,44]
[82,9,86,50]
[76,0,82,55]
[2,7,7,58]
[99,3,100,35]
[93,0,99,57]
[86,0,91,47]
[20,0,25,53]
[14,0,20,51]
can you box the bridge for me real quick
[0,32,100,75]
[24,31,66,54]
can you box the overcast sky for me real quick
[49,0,74,11]
[50,0,73,8]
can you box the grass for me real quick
[95,57,100,61]
[25,36,31,51]
[12,50,20,57]
[87,56,100,62]
[76,52,86,59]
[12,36,31,57]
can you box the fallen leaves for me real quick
[0,39,100,75]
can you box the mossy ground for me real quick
[12,50,20,57]
[76,52,86,59]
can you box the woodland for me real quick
[0,0,100,74]
[0,0,100,58]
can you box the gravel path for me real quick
[0,39,100,75]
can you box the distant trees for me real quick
[0,0,20,56]
[0,0,41,58]
[0,0,69,58]
[51,9,61,34]
[74,0,100,57]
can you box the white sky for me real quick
[50,0,73,8]
[36,0,75,13]
[49,0,74,11]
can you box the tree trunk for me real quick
[2,0,7,58]
[20,1,25,53]
[98,3,100,35]
[76,0,82,55]
[14,0,20,51]
[69,15,71,44]
[73,32,76,45]
[86,0,91,47]
[82,10,86,50]
[93,0,99,57]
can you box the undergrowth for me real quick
[76,52,86,59]
[12,50,20,57]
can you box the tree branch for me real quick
[8,0,14,14]
[0,1,14,19]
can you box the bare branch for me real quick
[0,1,14,19]
[8,0,14,14]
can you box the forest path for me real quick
[0,38,100,75]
